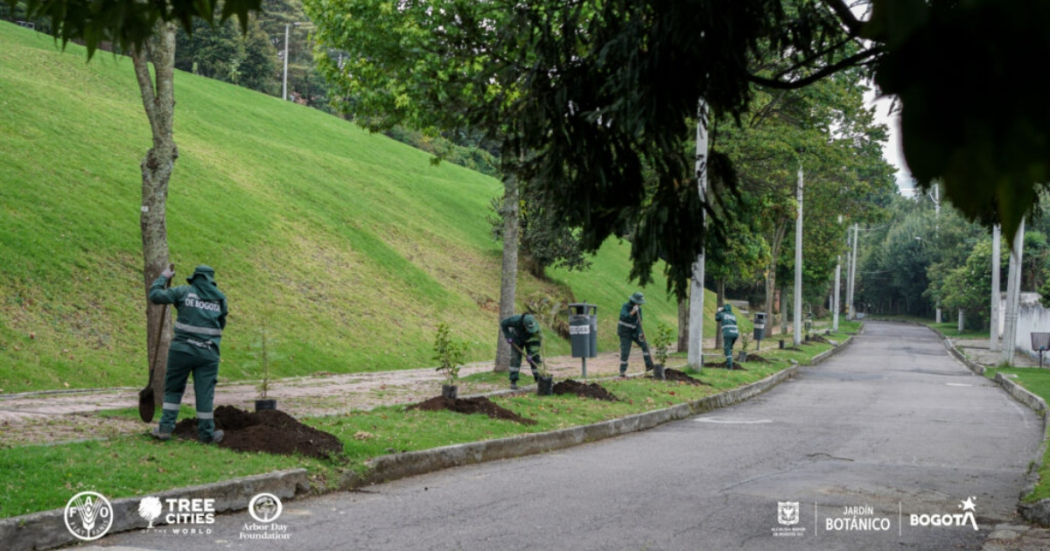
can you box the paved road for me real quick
[91,322,1042,550]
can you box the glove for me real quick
[161,266,175,279]
[505,338,514,347]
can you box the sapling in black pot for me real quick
[252,326,278,412]
[433,323,464,400]
[651,323,674,380]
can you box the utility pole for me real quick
[933,183,942,323]
[1001,219,1025,365]
[833,256,841,331]
[793,165,804,346]
[848,224,859,320]
[990,224,1002,351]
[282,23,292,101]
[688,99,708,370]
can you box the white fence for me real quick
[1008,293,1050,360]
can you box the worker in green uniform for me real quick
[617,292,655,377]
[715,304,740,369]
[148,265,228,443]
[500,313,543,390]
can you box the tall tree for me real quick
[304,0,530,371]
[9,0,261,396]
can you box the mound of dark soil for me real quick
[408,396,537,425]
[553,379,618,401]
[702,361,746,370]
[663,368,713,385]
[742,353,771,363]
[807,335,831,344]
[172,405,344,459]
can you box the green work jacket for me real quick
[149,275,228,358]
[617,302,644,338]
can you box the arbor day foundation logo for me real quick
[64,491,114,541]
[241,493,290,541]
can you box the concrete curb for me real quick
[991,373,1050,527]
[2,336,857,550]
[345,334,856,490]
[0,469,308,551]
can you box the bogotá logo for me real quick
[64,491,114,541]
[249,493,283,523]
[909,497,979,531]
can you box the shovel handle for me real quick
[147,263,174,385]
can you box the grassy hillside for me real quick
[0,22,721,393]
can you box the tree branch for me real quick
[746,48,880,90]
[821,0,864,36]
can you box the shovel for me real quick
[138,264,173,422]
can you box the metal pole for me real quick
[849,224,859,319]
[833,256,841,331]
[282,23,291,101]
[582,357,586,379]
[990,224,1002,351]
[688,99,709,370]
[793,165,803,347]
[1001,219,1025,365]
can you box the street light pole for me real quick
[848,224,859,320]
[793,165,803,346]
[990,224,1002,351]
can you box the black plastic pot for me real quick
[536,375,554,396]
[255,399,277,412]
[652,364,666,380]
[738,351,748,362]
[442,384,458,400]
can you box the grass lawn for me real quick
[0,20,739,394]
[0,327,855,518]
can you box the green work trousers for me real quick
[619,333,654,375]
[509,344,540,383]
[724,334,738,369]
[159,349,219,441]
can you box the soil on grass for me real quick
[701,361,747,371]
[807,335,832,344]
[552,379,619,401]
[408,396,538,425]
[172,405,344,459]
[742,354,771,363]
[662,368,713,386]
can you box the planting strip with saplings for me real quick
[0,324,859,519]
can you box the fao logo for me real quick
[249,493,283,523]
[778,501,800,526]
[64,491,114,541]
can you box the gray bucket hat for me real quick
[629,292,646,305]
[187,265,216,284]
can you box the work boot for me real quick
[151,427,172,441]
[202,429,224,445]
[510,382,519,391]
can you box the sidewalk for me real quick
[0,348,663,447]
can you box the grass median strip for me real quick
[0,328,855,519]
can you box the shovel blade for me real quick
[138,387,156,423]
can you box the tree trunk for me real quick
[494,174,520,372]
[132,22,178,399]
[715,279,725,350]
[780,286,788,335]
[763,218,789,336]
[677,290,689,353]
